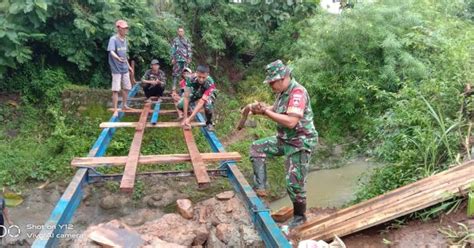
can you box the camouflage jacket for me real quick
[185,76,216,101]
[273,79,317,149]
[170,36,192,62]
[141,69,166,86]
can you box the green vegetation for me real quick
[0,0,473,221]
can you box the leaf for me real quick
[34,0,48,11]
[8,2,23,14]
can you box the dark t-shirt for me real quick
[107,35,129,74]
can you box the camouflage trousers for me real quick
[177,93,216,125]
[172,61,188,77]
[250,136,316,204]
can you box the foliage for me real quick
[1,0,179,87]
[172,0,317,65]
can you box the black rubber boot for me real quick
[251,158,267,190]
[288,201,307,229]
[205,110,215,131]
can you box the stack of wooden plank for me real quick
[292,160,474,241]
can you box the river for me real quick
[270,157,378,211]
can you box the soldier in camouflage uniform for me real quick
[170,27,192,95]
[178,65,217,131]
[250,60,318,229]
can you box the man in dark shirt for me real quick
[141,59,166,102]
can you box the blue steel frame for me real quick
[32,85,291,247]
[195,113,291,248]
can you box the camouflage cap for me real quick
[263,59,290,84]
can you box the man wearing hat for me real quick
[107,19,133,113]
[141,59,166,102]
[249,60,318,229]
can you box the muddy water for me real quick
[270,158,377,211]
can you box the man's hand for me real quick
[182,117,191,130]
[172,59,176,65]
[251,102,268,115]
[186,58,191,64]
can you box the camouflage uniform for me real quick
[250,60,318,206]
[177,75,217,125]
[170,36,192,90]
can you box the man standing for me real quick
[107,19,133,113]
[170,27,192,96]
[178,65,216,131]
[141,59,166,102]
[250,60,318,229]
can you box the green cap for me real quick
[150,59,160,65]
[263,59,290,84]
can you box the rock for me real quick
[82,187,91,201]
[215,223,233,244]
[177,199,194,219]
[240,225,263,247]
[198,206,208,224]
[135,214,198,246]
[207,229,226,248]
[99,195,121,210]
[225,197,239,213]
[215,191,235,201]
[145,237,187,248]
[192,225,209,246]
[151,194,162,201]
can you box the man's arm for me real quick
[187,98,205,120]
[183,88,191,120]
[263,109,300,129]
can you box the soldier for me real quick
[250,60,318,229]
[141,59,166,102]
[170,26,192,97]
[178,65,217,131]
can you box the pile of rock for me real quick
[73,190,263,248]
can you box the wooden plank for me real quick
[271,206,294,223]
[107,108,177,114]
[292,160,474,241]
[295,166,468,236]
[183,129,211,187]
[295,161,474,233]
[71,152,242,167]
[100,122,205,128]
[120,102,151,192]
[303,175,474,241]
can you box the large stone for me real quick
[177,199,194,219]
[215,223,233,244]
[207,229,226,248]
[240,224,263,247]
[99,195,121,210]
[215,191,235,201]
[135,214,198,246]
[192,225,209,246]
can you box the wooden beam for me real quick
[292,160,474,241]
[99,122,205,128]
[107,108,177,114]
[120,102,151,192]
[71,152,242,167]
[182,129,211,187]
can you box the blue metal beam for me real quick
[150,102,161,125]
[32,85,140,248]
[195,112,292,248]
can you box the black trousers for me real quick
[143,84,164,98]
